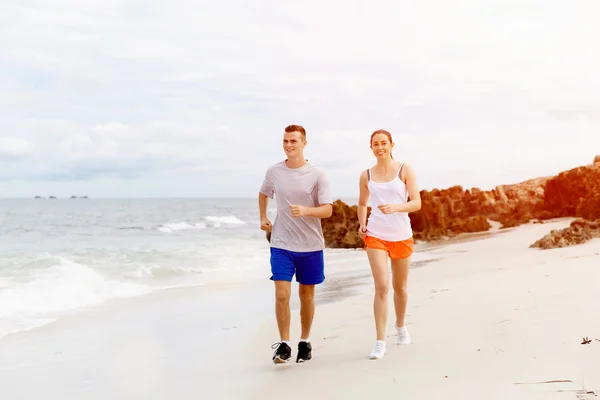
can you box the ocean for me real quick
[0,198,285,338]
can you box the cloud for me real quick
[0,137,33,158]
[1,0,599,197]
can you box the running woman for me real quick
[357,129,422,360]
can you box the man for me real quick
[258,124,333,364]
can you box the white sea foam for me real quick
[123,263,205,279]
[156,215,245,232]
[0,256,151,338]
[157,221,206,233]
[204,215,245,227]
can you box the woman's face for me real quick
[370,133,393,160]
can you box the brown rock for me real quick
[405,158,600,242]
[408,177,548,239]
[322,200,371,248]
[447,216,491,233]
[529,219,600,249]
[409,190,490,240]
[543,161,600,221]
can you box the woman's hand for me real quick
[377,204,398,214]
[358,225,367,239]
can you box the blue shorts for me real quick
[270,247,325,285]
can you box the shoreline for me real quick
[0,226,451,342]
[0,218,545,344]
[2,218,598,399]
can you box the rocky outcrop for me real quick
[407,178,550,241]
[543,160,600,221]
[320,155,600,248]
[322,200,371,248]
[529,219,600,249]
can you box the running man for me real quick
[258,124,333,364]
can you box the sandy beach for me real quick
[246,218,600,400]
[1,218,599,399]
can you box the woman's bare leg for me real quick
[391,256,410,327]
[391,256,411,344]
[367,248,390,340]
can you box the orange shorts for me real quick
[364,236,414,259]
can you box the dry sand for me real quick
[244,219,600,400]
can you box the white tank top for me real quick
[366,163,413,242]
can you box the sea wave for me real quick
[122,263,205,279]
[157,221,206,233]
[0,256,151,338]
[156,215,245,232]
[204,215,245,226]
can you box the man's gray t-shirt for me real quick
[260,161,332,252]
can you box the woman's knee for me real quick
[393,280,407,295]
[374,281,389,297]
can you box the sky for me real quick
[1,0,600,198]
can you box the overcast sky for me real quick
[1,0,599,198]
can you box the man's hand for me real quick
[377,204,402,214]
[289,205,308,218]
[260,217,272,232]
[358,225,367,239]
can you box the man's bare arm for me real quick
[258,192,269,218]
[304,204,333,218]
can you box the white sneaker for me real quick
[369,340,386,359]
[396,325,411,345]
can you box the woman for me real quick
[357,129,422,360]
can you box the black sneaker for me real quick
[296,341,312,363]
[271,342,292,364]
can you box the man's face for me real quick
[283,131,306,157]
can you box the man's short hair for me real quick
[284,124,306,139]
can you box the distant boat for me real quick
[71,196,78,199]
[49,196,57,199]
[34,196,43,199]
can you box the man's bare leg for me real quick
[299,284,315,339]
[296,283,315,363]
[274,280,291,341]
